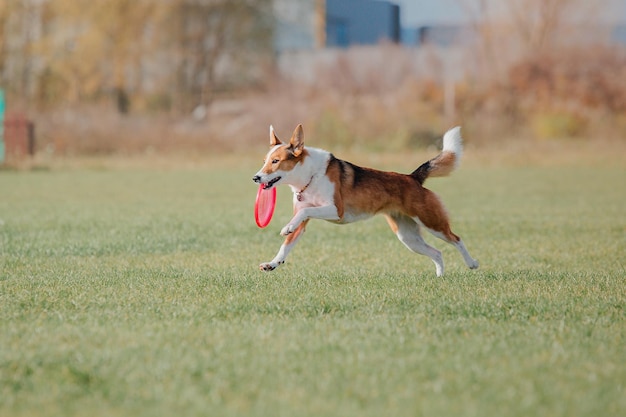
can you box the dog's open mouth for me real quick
[263,176,281,189]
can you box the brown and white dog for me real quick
[252,124,479,277]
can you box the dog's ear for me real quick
[270,125,282,146]
[290,124,304,157]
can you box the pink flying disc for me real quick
[254,184,277,228]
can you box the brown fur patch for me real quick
[262,146,307,174]
[326,156,459,242]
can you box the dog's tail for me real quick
[411,126,463,185]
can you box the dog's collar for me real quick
[295,175,315,202]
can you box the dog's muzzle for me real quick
[253,175,281,190]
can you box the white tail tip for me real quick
[443,126,463,155]
[442,126,463,169]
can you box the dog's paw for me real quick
[469,259,479,269]
[259,261,283,271]
[259,262,276,271]
[280,224,296,236]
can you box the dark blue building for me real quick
[326,0,401,47]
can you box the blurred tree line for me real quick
[0,0,273,114]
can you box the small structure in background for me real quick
[0,99,35,165]
[3,115,35,163]
[1,90,37,166]
[0,90,4,164]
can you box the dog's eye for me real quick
[272,159,279,164]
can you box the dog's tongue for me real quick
[262,177,281,190]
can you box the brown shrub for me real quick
[25,43,626,157]
[459,44,626,141]
[508,45,626,113]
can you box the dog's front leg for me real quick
[260,220,309,271]
[280,205,339,236]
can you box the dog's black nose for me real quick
[252,175,261,183]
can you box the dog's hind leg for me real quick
[260,220,309,271]
[410,190,479,271]
[452,238,479,270]
[385,214,445,277]
[418,221,479,270]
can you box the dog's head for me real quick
[252,124,306,190]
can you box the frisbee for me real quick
[254,184,277,228]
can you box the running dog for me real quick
[252,124,479,277]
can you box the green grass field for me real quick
[1,152,625,417]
